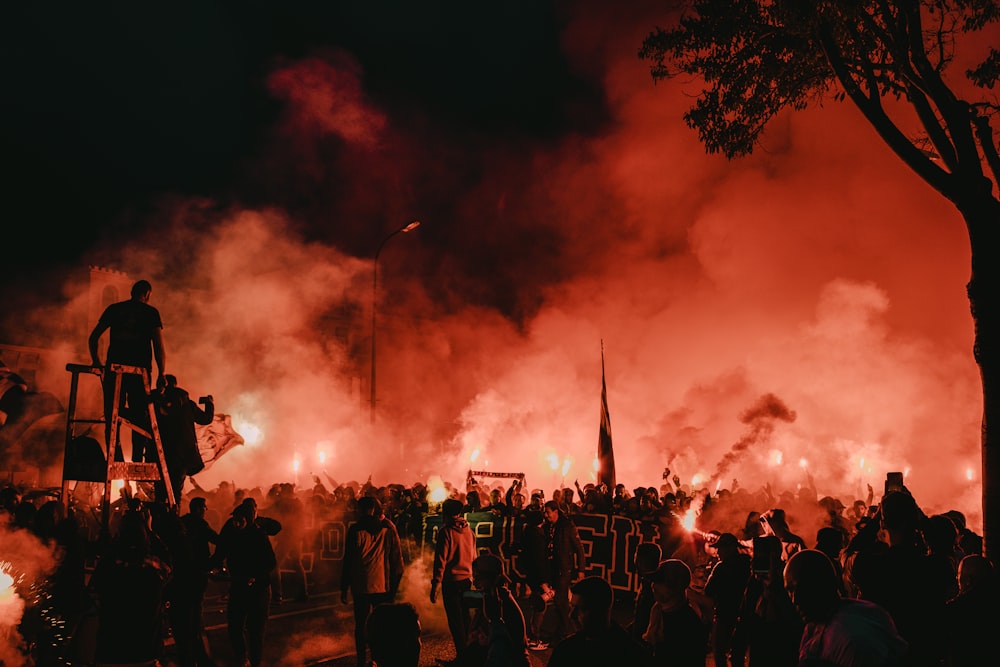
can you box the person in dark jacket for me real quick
[944,554,999,667]
[176,496,219,666]
[90,509,171,666]
[465,552,531,667]
[643,559,708,666]
[547,576,652,667]
[784,549,907,666]
[342,495,405,667]
[542,500,587,641]
[704,533,751,667]
[431,497,476,663]
[630,542,662,642]
[154,374,213,505]
[212,501,277,667]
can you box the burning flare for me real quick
[427,475,448,503]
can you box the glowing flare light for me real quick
[427,475,448,503]
[1,563,19,615]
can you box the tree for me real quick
[640,0,1000,557]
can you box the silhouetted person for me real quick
[154,374,213,504]
[732,535,801,667]
[90,509,171,666]
[547,576,652,667]
[942,510,982,558]
[268,482,309,602]
[212,501,276,667]
[516,508,550,650]
[89,279,165,462]
[923,513,960,603]
[431,497,476,663]
[759,509,806,562]
[177,496,219,666]
[943,554,998,667]
[465,553,531,667]
[630,542,662,642]
[815,526,847,596]
[705,533,751,667]
[643,559,708,666]
[542,500,587,641]
[784,549,907,666]
[367,602,421,667]
[850,491,947,666]
[342,496,405,667]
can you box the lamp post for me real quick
[371,220,421,424]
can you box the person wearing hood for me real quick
[431,497,476,664]
[342,495,405,667]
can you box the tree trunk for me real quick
[961,192,1000,560]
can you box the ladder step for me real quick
[107,462,163,481]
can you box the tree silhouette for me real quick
[640,0,999,556]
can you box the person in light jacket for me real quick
[342,495,404,667]
[431,497,477,662]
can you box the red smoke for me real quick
[7,1,983,532]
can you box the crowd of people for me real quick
[0,280,996,666]
[1,468,997,667]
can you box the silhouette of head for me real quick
[367,602,421,667]
[635,542,663,577]
[358,495,381,518]
[569,576,614,630]
[131,280,152,300]
[880,491,920,533]
[783,549,840,622]
[649,559,691,606]
[442,498,464,519]
[472,553,510,591]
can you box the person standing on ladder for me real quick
[88,279,166,463]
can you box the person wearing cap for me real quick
[643,559,709,666]
[705,533,750,667]
[431,497,476,664]
[211,501,278,667]
[465,553,531,667]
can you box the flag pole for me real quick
[598,339,616,490]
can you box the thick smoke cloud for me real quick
[1,1,984,531]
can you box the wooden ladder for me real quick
[62,362,175,525]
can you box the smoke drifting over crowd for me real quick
[713,393,797,482]
[0,2,984,527]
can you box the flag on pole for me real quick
[598,341,616,489]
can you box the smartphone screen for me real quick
[885,471,904,494]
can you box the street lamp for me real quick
[371,220,421,424]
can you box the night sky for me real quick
[2,0,606,317]
[0,1,986,527]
